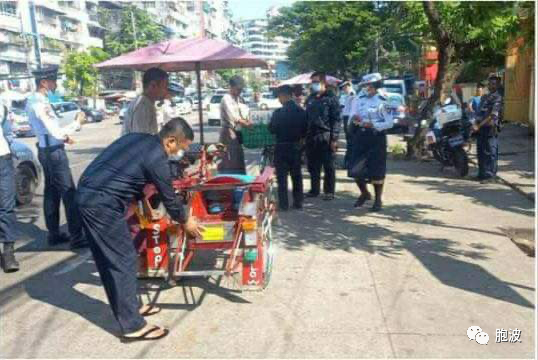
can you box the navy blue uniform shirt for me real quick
[305,91,341,143]
[78,133,187,223]
[268,100,308,144]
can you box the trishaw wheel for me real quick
[262,213,275,289]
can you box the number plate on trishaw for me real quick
[202,225,225,241]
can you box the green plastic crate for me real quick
[240,124,276,149]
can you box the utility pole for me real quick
[374,33,379,73]
[130,11,139,50]
[130,11,141,91]
[28,0,42,70]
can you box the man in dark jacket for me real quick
[269,85,308,210]
[76,118,202,342]
[474,75,503,183]
[304,72,341,200]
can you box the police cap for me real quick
[339,81,352,89]
[359,73,383,87]
[276,85,293,96]
[32,65,59,82]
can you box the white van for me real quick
[381,79,407,98]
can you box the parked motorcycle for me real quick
[425,100,471,177]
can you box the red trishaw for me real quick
[96,38,273,290]
[129,145,276,290]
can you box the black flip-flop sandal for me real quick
[139,305,161,317]
[121,325,169,343]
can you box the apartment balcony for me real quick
[41,51,63,65]
[60,31,81,44]
[0,13,20,32]
[87,36,103,49]
[0,45,27,63]
[88,12,99,23]
[39,23,62,39]
[36,3,66,15]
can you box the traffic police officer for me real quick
[473,76,503,183]
[268,85,308,210]
[340,81,355,169]
[348,73,393,211]
[0,104,19,272]
[76,118,202,341]
[26,66,86,248]
[304,72,341,200]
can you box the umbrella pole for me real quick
[196,62,204,145]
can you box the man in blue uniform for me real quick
[304,72,341,200]
[268,85,308,210]
[76,117,203,342]
[0,104,19,272]
[26,66,86,248]
[473,76,503,183]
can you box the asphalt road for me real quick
[1,115,535,358]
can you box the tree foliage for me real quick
[215,69,241,87]
[63,47,109,96]
[269,2,381,77]
[101,5,166,57]
[397,1,526,156]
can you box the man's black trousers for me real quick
[476,129,498,179]
[306,139,336,195]
[76,190,146,335]
[37,145,83,239]
[0,155,17,244]
[274,143,303,209]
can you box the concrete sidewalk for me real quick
[467,123,535,201]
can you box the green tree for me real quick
[269,1,382,77]
[387,1,528,156]
[216,69,241,87]
[248,77,264,93]
[101,5,166,57]
[63,47,109,96]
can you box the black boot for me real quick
[371,183,384,212]
[354,181,372,208]
[2,243,20,273]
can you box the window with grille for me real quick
[0,2,17,16]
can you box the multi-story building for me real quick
[0,0,106,81]
[130,1,236,42]
[133,1,193,39]
[240,7,292,83]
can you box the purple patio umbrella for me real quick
[95,37,267,144]
[279,72,342,86]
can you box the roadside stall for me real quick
[95,38,275,290]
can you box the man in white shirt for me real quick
[26,65,86,248]
[218,76,252,174]
[0,104,19,272]
[121,68,169,136]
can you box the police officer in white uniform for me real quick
[340,81,355,169]
[26,66,86,248]
[0,104,20,272]
[348,73,393,211]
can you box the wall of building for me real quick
[504,36,534,127]
[240,8,292,84]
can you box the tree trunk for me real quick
[406,1,459,159]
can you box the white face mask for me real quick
[169,150,185,161]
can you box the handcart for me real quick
[128,144,277,291]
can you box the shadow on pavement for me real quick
[277,190,533,309]
[387,159,534,217]
[0,249,253,356]
[276,156,534,310]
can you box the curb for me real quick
[467,157,535,202]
